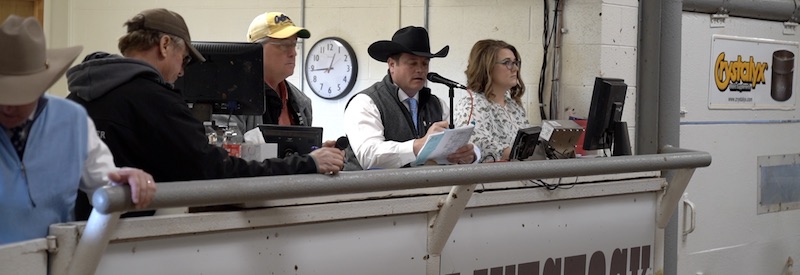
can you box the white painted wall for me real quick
[679,12,800,274]
[42,0,638,142]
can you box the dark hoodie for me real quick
[66,52,318,184]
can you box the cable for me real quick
[466,89,475,125]
[538,0,551,120]
[538,0,562,121]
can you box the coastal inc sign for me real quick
[709,35,800,110]
[440,192,656,275]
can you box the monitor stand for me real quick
[612,121,632,156]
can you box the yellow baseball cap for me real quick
[247,12,310,42]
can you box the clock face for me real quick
[304,37,358,99]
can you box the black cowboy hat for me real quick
[368,26,449,62]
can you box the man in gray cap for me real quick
[66,9,344,219]
[0,15,156,244]
[342,26,477,170]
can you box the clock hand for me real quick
[326,54,336,73]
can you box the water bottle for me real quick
[203,121,218,145]
[223,122,244,157]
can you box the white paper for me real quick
[414,125,475,166]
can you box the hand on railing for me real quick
[309,147,345,175]
[107,167,156,209]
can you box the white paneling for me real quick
[443,192,656,274]
[680,14,800,274]
[681,123,800,274]
[96,214,428,274]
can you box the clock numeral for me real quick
[343,76,347,82]
[344,55,348,62]
[347,65,350,73]
[314,54,320,62]
[319,83,323,90]
[313,76,317,83]
[327,43,334,51]
[328,86,332,93]
[310,65,315,70]
[338,84,341,91]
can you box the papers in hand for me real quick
[414,125,475,166]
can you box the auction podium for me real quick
[1,147,707,275]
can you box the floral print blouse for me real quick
[454,90,531,161]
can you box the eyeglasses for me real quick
[265,40,298,52]
[495,59,521,70]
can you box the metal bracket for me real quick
[46,235,58,253]
[785,21,798,35]
[711,13,729,28]
[426,184,476,274]
[657,167,697,228]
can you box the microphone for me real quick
[335,136,349,150]
[427,72,466,90]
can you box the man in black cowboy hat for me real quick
[343,26,477,170]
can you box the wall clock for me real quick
[304,37,358,99]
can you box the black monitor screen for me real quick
[583,77,629,155]
[258,125,323,158]
[174,42,265,116]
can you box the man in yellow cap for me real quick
[0,15,156,244]
[217,12,313,131]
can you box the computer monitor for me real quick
[509,126,542,161]
[174,42,265,120]
[582,77,631,156]
[257,125,323,158]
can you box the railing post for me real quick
[66,209,121,275]
[426,184,476,274]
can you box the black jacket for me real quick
[66,52,318,184]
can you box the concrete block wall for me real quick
[41,0,638,141]
[559,0,638,126]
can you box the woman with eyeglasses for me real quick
[454,39,531,162]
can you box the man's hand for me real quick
[309,147,345,175]
[107,168,156,209]
[413,121,449,155]
[447,143,476,165]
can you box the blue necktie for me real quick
[406,98,418,129]
[9,123,28,159]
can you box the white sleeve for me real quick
[343,94,417,169]
[80,117,118,199]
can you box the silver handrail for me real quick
[93,146,711,214]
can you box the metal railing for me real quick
[92,146,710,214]
[62,146,710,275]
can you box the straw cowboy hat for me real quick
[368,26,449,62]
[0,15,82,105]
